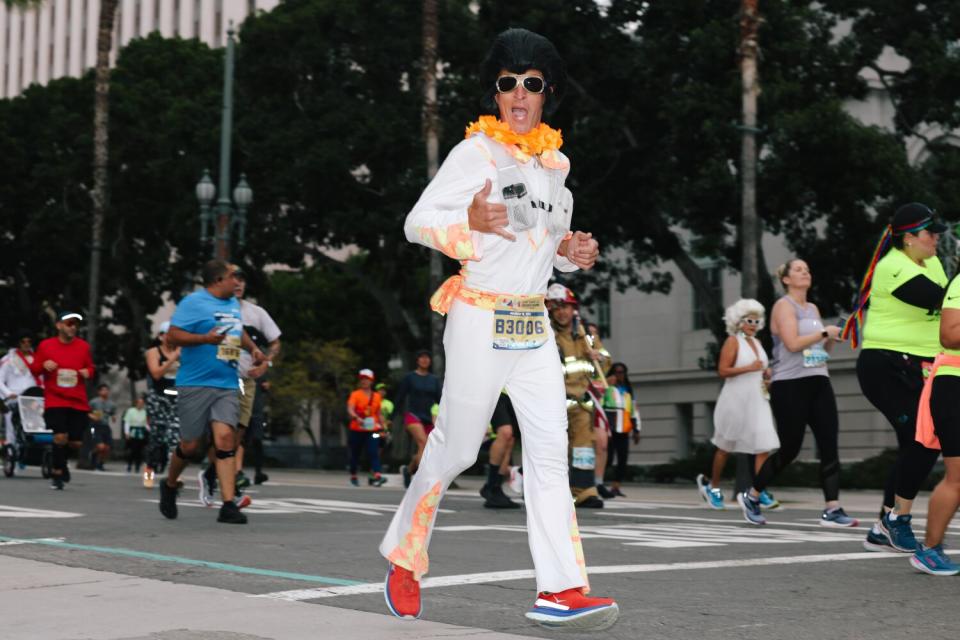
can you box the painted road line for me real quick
[0,537,64,547]
[0,505,83,518]
[140,497,455,516]
[0,536,363,586]
[256,551,901,602]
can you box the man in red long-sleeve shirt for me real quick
[30,311,94,490]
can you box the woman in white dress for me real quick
[696,299,780,510]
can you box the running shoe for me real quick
[61,465,71,483]
[696,474,724,509]
[507,466,524,497]
[878,513,919,553]
[197,468,215,507]
[576,495,604,509]
[384,563,421,619]
[482,485,521,509]
[400,465,411,489]
[50,476,64,490]
[525,588,619,630]
[736,492,766,525]
[597,484,616,499]
[350,476,360,487]
[820,507,858,528]
[236,471,252,490]
[234,494,252,510]
[611,487,626,498]
[217,500,248,524]
[910,544,960,576]
[758,490,780,510]
[254,472,269,485]
[863,526,893,552]
[159,480,178,519]
[143,469,155,489]
[369,475,387,487]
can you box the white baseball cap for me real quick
[358,368,375,380]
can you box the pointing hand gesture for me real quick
[468,179,515,241]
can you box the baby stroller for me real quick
[2,386,53,478]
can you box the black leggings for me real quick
[609,432,631,482]
[753,376,841,502]
[857,348,940,509]
[126,438,146,470]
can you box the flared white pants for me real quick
[379,299,588,594]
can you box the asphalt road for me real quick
[1,466,959,639]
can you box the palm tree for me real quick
[3,0,119,363]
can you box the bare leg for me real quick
[406,422,428,474]
[925,457,960,547]
[710,449,729,488]
[211,421,237,503]
[594,426,609,486]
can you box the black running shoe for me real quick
[50,476,64,490]
[236,471,251,490]
[597,484,615,499]
[159,481,179,519]
[61,465,71,484]
[217,500,248,524]
[483,485,520,509]
[576,495,604,509]
[254,472,269,485]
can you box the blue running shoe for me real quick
[820,507,858,528]
[863,526,893,552]
[910,544,960,576]
[349,476,360,487]
[737,492,766,525]
[878,514,919,553]
[758,490,780,510]
[696,474,724,509]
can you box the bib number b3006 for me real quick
[492,295,547,350]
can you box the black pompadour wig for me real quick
[480,28,567,118]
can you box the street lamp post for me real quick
[195,26,252,261]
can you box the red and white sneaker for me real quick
[235,495,252,509]
[525,587,619,630]
[384,563,422,619]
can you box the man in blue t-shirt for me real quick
[158,259,266,525]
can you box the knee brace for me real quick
[215,448,236,460]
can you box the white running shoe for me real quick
[507,466,524,497]
[198,468,215,507]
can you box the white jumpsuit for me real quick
[379,132,590,594]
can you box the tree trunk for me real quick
[87,0,120,368]
[422,0,444,375]
[739,0,760,299]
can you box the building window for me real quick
[80,0,87,64]
[214,0,223,47]
[194,0,201,39]
[592,287,611,338]
[692,264,723,331]
[676,403,694,458]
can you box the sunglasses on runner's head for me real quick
[742,318,762,326]
[496,74,546,94]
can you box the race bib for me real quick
[217,335,242,363]
[492,295,547,350]
[572,446,596,470]
[362,417,376,432]
[57,368,78,388]
[802,344,830,368]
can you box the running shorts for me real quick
[44,407,89,441]
[177,387,239,441]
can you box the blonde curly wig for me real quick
[723,298,766,336]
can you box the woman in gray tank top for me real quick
[736,259,857,528]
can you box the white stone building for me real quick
[0,0,280,99]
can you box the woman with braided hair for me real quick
[845,203,948,554]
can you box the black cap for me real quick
[58,311,83,322]
[892,202,947,235]
[415,349,432,359]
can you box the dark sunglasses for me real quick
[496,74,546,94]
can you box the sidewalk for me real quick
[0,554,539,640]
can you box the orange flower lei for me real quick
[465,115,563,158]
